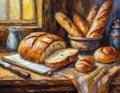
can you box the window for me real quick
[0,0,42,28]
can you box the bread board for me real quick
[2,54,56,75]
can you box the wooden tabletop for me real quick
[0,47,78,93]
[0,47,120,93]
[0,48,66,80]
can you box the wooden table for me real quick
[0,48,120,93]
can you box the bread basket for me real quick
[68,35,102,54]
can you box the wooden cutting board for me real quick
[2,54,56,75]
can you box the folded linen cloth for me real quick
[54,59,120,93]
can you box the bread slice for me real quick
[44,48,79,68]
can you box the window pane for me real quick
[0,0,8,20]
[10,0,21,20]
[23,0,35,20]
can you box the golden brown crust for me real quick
[94,46,120,63]
[55,12,85,37]
[87,4,99,26]
[87,0,113,38]
[24,32,47,40]
[18,32,66,63]
[28,39,52,63]
[45,48,79,68]
[68,51,79,63]
[75,56,95,72]
[73,13,89,36]
[18,37,38,61]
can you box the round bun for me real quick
[94,46,120,63]
[75,56,95,72]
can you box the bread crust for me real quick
[75,56,95,72]
[73,13,89,36]
[87,4,99,26]
[18,32,66,63]
[68,51,79,63]
[18,32,50,62]
[45,48,79,68]
[45,58,70,68]
[24,32,47,40]
[87,0,113,38]
[55,12,85,37]
[94,46,120,63]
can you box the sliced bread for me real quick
[44,48,79,68]
[18,32,66,63]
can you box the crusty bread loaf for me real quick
[75,56,95,72]
[87,4,99,26]
[55,12,85,37]
[73,13,89,36]
[18,32,66,63]
[94,46,120,63]
[87,0,113,38]
[44,48,79,68]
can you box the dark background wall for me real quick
[0,0,119,46]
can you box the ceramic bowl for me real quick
[68,35,103,54]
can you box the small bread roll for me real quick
[94,46,120,63]
[75,56,95,72]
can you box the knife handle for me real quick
[8,65,31,79]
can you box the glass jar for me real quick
[110,20,120,51]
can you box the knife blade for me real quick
[0,60,31,79]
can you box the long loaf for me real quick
[87,0,113,38]
[73,13,89,36]
[55,12,85,37]
[87,4,99,26]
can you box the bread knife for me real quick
[0,60,31,79]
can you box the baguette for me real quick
[87,4,99,26]
[87,0,113,38]
[55,12,85,37]
[73,13,89,36]
[44,48,79,68]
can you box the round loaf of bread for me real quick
[94,46,120,63]
[18,32,66,63]
[75,56,95,72]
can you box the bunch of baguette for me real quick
[55,0,113,38]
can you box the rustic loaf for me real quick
[94,46,120,63]
[55,12,85,37]
[73,13,89,36]
[18,32,66,63]
[44,48,79,68]
[87,0,113,38]
[75,56,95,72]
